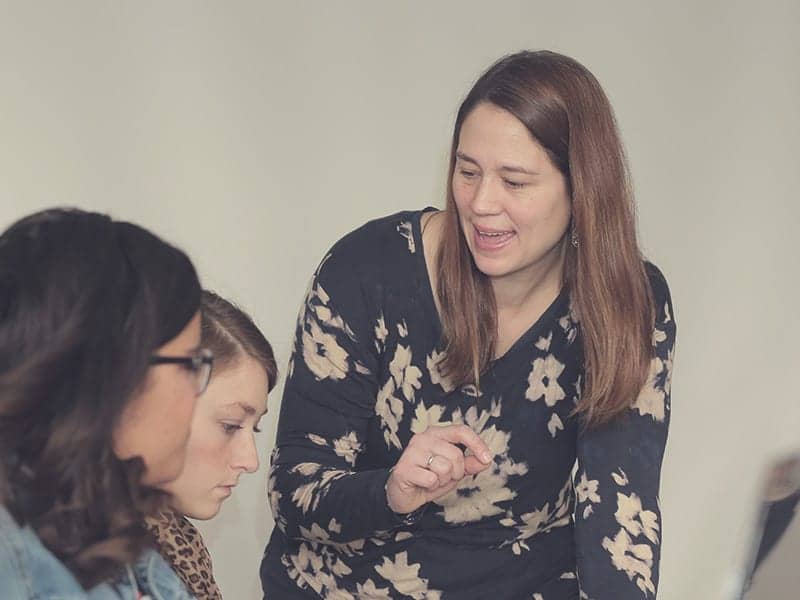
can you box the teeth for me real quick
[480,231,510,237]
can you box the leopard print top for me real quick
[146,510,223,600]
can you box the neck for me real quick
[491,241,566,316]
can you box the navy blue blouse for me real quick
[262,209,675,599]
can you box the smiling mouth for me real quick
[474,226,515,248]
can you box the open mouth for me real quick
[474,226,515,249]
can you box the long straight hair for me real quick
[435,50,655,427]
[0,208,201,587]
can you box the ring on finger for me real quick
[426,453,436,469]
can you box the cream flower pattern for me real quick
[434,401,530,523]
[264,210,675,599]
[426,348,455,393]
[296,264,369,382]
[375,552,442,599]
[575,472,602,506]
[500,476,573,555]
[547,413,564,438]
[389,344,422,401]
[614,492,660,544]
[375,314,389,353]
[397,220,416,254]
[526,355,566,406]
[375,343,423,450]
[332,431,363,467]
[602,528,656,595]
[409,401,449,434]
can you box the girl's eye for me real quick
[222,423,242,435]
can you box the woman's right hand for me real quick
[385,424,494,515]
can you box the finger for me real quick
[424,478,461,503]
[408,441,464,481]
[426,440,466,481]
[464,454,494,475]
[396,465,440,491]
[426,454,455,486]
[429,424,493,464]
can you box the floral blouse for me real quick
[261,209,676,599]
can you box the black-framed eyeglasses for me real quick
[149,348,214,395]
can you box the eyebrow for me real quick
[221,401,258,416]
[455,151,538,176]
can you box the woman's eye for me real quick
[504,179,525,189]
[459,169,477,179]
[222,423,242,435]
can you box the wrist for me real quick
[384,467,427,526]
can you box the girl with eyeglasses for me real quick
[146,291,278,600]
[0,208,210,599]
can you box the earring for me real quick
[570,227,579,248]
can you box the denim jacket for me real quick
[0,505,195,600]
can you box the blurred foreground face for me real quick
[114,312,202,486]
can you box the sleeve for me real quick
[267,247,411,546]
[574,264,676,599]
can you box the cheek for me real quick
[170,431,230,494]
[516,189,570,230]
[185,426,229,467]
[452,180,471,209]
[146,368,197,436]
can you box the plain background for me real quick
[1,2,798,598]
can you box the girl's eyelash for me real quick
[222,422,261,434]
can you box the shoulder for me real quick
[0,505,85,598]
[0,506,30,599]
[644,261,674,320]
[330,210,423,261]
[133,549,196,600]
[322,209,427,273]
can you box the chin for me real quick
[472,256,517,279]
[181,500,223,521]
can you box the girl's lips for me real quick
[473,225,515,251]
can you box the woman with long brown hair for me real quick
[262,50,676,599]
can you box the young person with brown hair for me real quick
[147,291,278,600]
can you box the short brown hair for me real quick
[200,290,278,392]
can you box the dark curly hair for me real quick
[0,208,201,588]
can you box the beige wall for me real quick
[1,2,798,598]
